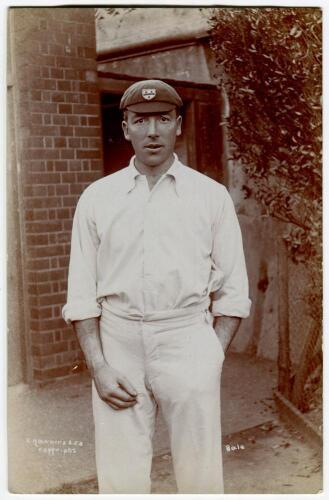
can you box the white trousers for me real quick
[92,307,225,494]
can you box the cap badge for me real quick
[142,88,156,101]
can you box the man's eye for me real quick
[161,116,170,122]
[136,118,145,124]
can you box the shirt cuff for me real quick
[62,300,102,325]
[211,296,251,319]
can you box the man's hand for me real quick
[213,315,241,355]
[93,362,138,411]
[73,318,138,410]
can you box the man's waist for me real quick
[101,296,211,324]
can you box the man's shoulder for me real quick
[80,166,131,199]
[179,162,227,196]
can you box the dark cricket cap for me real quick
[120,79,183,113]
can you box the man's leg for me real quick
[148,315,224,493]
[92,312,157,493]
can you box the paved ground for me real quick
[7,352,322,494]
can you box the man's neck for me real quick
[134,154,175,179]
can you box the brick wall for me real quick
[10,7,103,383]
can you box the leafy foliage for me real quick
[209,9,322,409]
[208,8,322,272]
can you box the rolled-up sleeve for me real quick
[211,187,251,319]
[62,189,101,324]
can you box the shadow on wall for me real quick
[232,215,280,362]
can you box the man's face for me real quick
[122,109,182,170]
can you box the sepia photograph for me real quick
[6,3,323,495]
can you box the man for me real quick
[63,79,251,494]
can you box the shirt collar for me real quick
[125,153,186,197]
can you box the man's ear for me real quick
[122,120,130,141]
[176,115,182,137]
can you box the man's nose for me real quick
[147,118,159,137]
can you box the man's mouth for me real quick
[145,144,163,151]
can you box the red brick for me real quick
[26,221,62,233]
[56,55,91,70]
[54,331,62,342]
[40,67,50,78]
[88,138,102,149]
[25,198,61,209]
[69,340,79,351]
[56,208,71,219]
[53,31,71,45]
[48,43,65,56]
[23,185,48,197]
[57,80,72,92]
[30,90,42,101]
[39,292,67,306]
[27,284,38,295]
[55,184,69,195]
[49,234,57,245]
[26,233,49,246]
[31,113,43,125]
[66,115,80,126]
[58,255,69,267]
[54,137,67,148]
[34,354,58,370]
[60,173,77,183]
[41,90,52,102]
[62,350,78,365]
[64,92,78,104]
[26,257,50,270]
[52,115,66,126]
[68,137,81,148]
[25,209,49,221]
[62,196,79,207]
[60,149,75,160]
[73,104,99,116]
[29,173,61,184]
[43,115,52,125]
[31,306,53,319]
[57,232,71,244]
[52,92,66,103]
[36,338,68,353]
[88,116,101,127]
[30,125,59,137]
[28,149,59,160]
[59,126,74,136]
[50,67,64,79]
[64,68,82,81]
[90,159,103,171]
[74,126,99,137]
[31,331,55,344]
[36,283,53,295]
[53,305,61,317]
[76,149,101,160]
[29,161,47,172]
[33,365,72,381]
[44,137,52,147]
[39,318,67,332]
[58,103,72,114]
[86,93,99,105]
[48,185,56,196]
[63,220,73,231]
[46,160,54,172]
[29,244,65,259]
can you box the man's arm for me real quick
[213,315,241,354]
[73,318,138,410]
